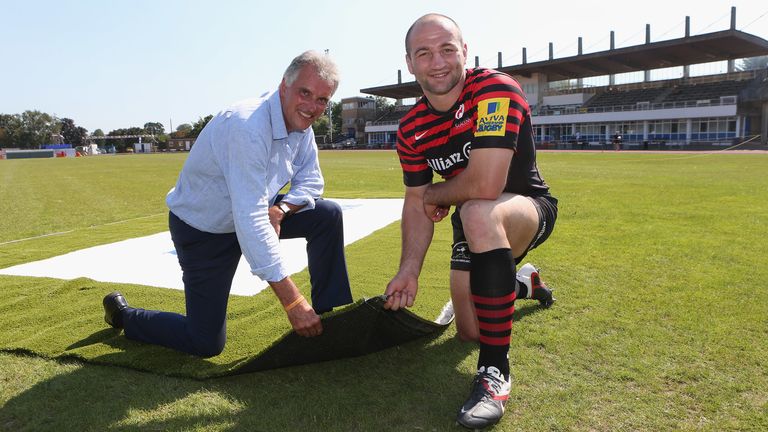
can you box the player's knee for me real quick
[454,316,480,342]
[456,326,480,343]
[459,200,495,238]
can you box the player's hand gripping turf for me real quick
[424,203,450,222]
[383,273,418,310]
[287,302,323,337]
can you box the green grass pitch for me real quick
[1,150,766,431]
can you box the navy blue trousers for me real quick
[123,198,353,357]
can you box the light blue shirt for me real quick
[166,90,324,282]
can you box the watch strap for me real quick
[278,202,291,215]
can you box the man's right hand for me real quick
[286,299,323,337]
[383,272,418,310]
[269,277,322,337]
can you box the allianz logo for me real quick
[427,142,471,171]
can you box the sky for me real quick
[2,0,767,134]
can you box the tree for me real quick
[189,115,213,138]
[0,114,17,148]
[312,115,330,140]
[107,127,145,152]
[143,122,166,150]
[143,122,165,136]
[155,133,169,151]
[0,114,13,129]
[331,101,342,138]
[60,118,88,146]
[16,110,58,149]
[172,123,193,138]
[91,129,106,146]
[375,96,394,113]
[737,55,768,71]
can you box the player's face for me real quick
[280,66,334,132]
[406,20,467,101]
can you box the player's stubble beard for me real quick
[419,67,464,97]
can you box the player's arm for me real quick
[423,147,513,206]
[426,75,527,207]
[384,184,434,310]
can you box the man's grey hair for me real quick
[283,50,340,94]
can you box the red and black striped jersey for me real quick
[396,68,550,197]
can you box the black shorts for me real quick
[450,194,558,270]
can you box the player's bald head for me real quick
[405,13,463,56]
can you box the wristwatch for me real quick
[277,202,291,216]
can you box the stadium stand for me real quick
[583,87,669,108]
[664,79,750,103]
[359,7,768,150]
[364,106,410,148]
[371,109,408,124]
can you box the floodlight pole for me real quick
[328,102,333,143]
[325,48,333,144]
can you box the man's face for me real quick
[280,66,334,132]
[406,19,467,99]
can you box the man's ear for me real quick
[405,53,414,74]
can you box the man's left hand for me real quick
[268,205,284,235]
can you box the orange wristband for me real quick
[284,295,305,312]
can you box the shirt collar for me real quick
[268,90,289,141]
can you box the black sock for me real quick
[470,248,516,379]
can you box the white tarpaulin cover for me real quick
[0,198,403,296]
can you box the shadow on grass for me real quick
[2,294,556,430]
[0,351,212,431]
[514,299,553,321]
[0,332,478,431]
[56,296,457,380]
[65,328,117,350]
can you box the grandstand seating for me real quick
[584,87,669,108]
[364,70,766,150]
[370,108,409,124]
[664,79,749,102]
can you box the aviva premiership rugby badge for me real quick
[475,98,509,137]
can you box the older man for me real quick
[103,51,352,357]
[384,15,558,428]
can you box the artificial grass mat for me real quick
[0,278,445,378]
[0,221,456,379]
